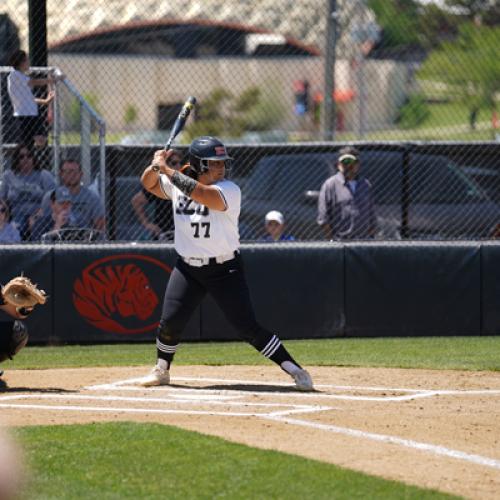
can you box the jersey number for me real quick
[191,222,211,238]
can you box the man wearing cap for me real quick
[29,186,77,240]
[317,146,377,240]
[262,210,295,242]
[39,159,106,232]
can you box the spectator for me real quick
[262,210,295,242]
[39,158,106,232]
[7,49,62,148]
[30,186,76,241]
[317,146,377,240]
[131,150,182,240]
[0,144,56,239]
[0,200,21,243]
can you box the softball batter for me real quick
[139,136,313,390]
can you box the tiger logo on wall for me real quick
[73,254,172,334]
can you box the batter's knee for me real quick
[157,320,182,345]
[237,323,273,351]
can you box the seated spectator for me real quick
[39,158,106,232]
[0,200,21,243]
[262,210,295,242]
[30,187,76,241]
[131,150,182,240]
[0,144,56,239]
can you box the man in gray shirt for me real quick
[39,158,105,232]
[317,146,377,240]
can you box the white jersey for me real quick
[159,175,240,258]
[7,70,38,116]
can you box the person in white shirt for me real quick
[139,136,313,390]
[7,49,62,148]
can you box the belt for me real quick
[181,251,239,267]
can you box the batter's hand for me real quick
[152,150,175,173]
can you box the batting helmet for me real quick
[188,136,232,175]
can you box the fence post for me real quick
[322,0,338,141]
[401,146,410,239]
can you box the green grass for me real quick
[14,422,455,500]
[5,336,500,371]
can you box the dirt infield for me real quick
[1,365,499,499]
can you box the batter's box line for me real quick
[85,377,500,402]
[0,393,332,413]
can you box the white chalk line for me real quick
[85,377,500,402]
[89,376,438,392]
[264,415,500,471]
[0,402,282,418]
[3,376,500,471]
[84,386,433,402]
[0,393,329,411]
[86,376,500,470]
[0,398,331,418]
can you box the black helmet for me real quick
[189,136,232,174]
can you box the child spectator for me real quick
[262,210,295,242]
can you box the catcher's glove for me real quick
[1,276,47,316]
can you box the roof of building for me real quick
[5,0,378,56]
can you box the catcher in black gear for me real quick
[0,276,47,381]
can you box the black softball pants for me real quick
[157,253,272,350]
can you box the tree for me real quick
[184,86,283,141]
[368,0,458,51]
[444,1,500,26]
[67,93,101,131]
[418,23,500,131]
[368,0,421,47]
[124,104,138,128]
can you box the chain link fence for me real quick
[1,0,500,242]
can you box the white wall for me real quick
[49,54,408,134]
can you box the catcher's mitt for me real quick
[1,276,47,309]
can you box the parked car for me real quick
[238,150,500,240]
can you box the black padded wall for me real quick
[200,243,345,340]
[344,242,481,336]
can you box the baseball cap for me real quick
[265,210,284,225]
[54,186,72,203]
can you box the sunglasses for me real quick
[339,157,358,166]
[169,159,181,167]
[19,153,33,159]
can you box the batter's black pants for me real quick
[159,253,273,347]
